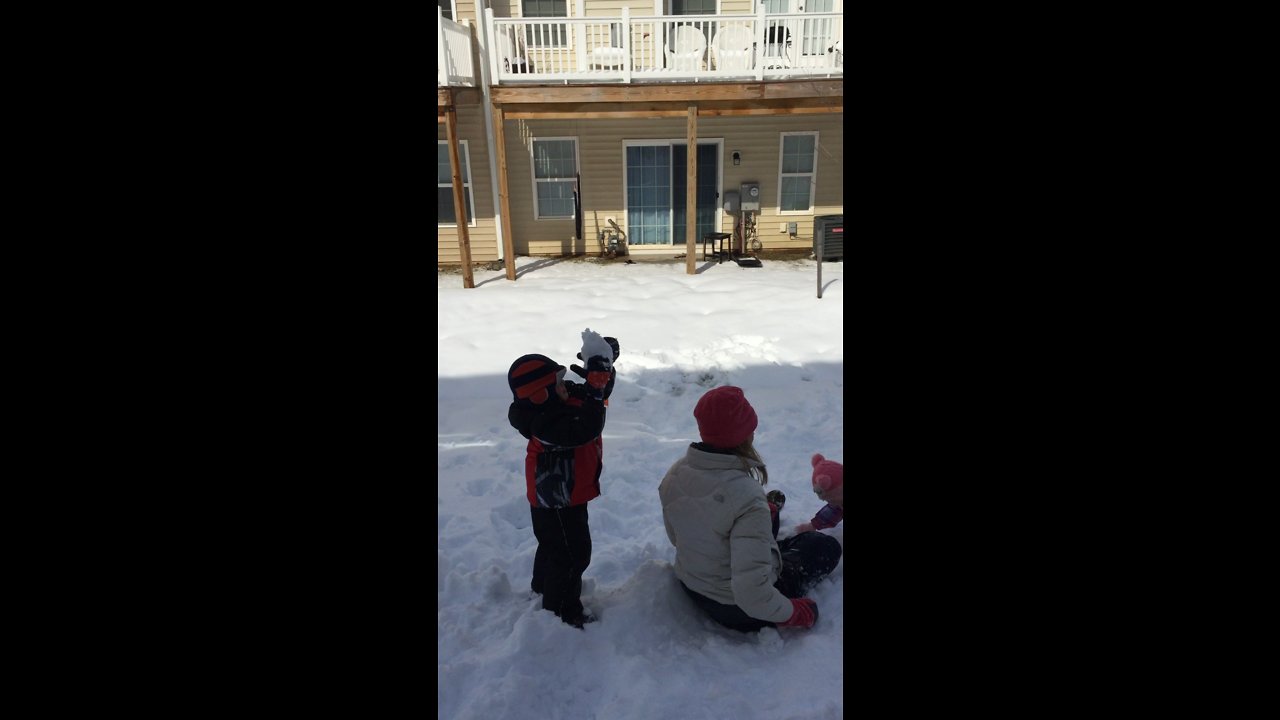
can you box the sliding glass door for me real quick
[673,143,719,247]
[625,140,720,246]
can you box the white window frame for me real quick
[530,136,580,220]
[666,0,722,14]
[520,0,569,47]
[437,0,459,21]
[520,0,569,16]
[777,131,818,215]
[438,139,477,228]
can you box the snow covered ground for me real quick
[438,256,844,720]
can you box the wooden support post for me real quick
[492,104,516,281]
[445,105,475,289]
[686,104,697,275]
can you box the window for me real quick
[437,0,454,21]
[777,132,817,214]
[670,0,716,53]
[438,140,475,226]
[531,138,578,219]
[671,0,717,13]
[522,0,567,47]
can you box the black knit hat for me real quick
[508,354,564,407]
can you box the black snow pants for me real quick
[530,503,591,626]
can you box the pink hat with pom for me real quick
[811,453,843,492]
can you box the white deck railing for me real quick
[485,7,842,84]
[438,7,477,87]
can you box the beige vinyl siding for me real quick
[719,0,755,15]
[456,0,479,23]
[505,119,586,257]
[490,0,519,17]
[585,0,659,15]
[757,120,842,243]
[438,100,499,265]
[504,113,842,257]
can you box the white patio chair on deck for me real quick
[665,26,706,72]
[712,25,753,73]
[588,24,625,69]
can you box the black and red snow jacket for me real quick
[508,379,612,509]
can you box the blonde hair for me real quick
[731,437,769,486]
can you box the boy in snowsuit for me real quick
[507,330,618,629]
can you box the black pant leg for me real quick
[681,582,773,633]
[775,531,843,598]
[530,506,551,594]
[556,503,592,622]
[530,504,592,623]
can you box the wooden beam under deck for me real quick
[501,97,841,119]
[438,87,484,108]
[490,80,842,106]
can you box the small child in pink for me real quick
[795,454,843,534]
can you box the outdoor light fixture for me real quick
[732,151,741,166]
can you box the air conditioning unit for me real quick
[813,214,843,260]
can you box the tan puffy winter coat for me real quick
[658,445,793,623]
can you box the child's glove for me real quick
[602,336,621,360]
[571,336,620,378]
[776,598,819,629]
[765,490,786,511]
[581,355,611,401]
[578,329,614,401]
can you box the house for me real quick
[438,0,843,281]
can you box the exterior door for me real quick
[672,143,719,249]
[625,144,672,245]
[625,141,719,246]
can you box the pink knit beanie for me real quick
[811,453,843,492]
[693,386,758,449]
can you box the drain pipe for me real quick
[475,2,505,265]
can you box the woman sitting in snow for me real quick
[658,386,842,632]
